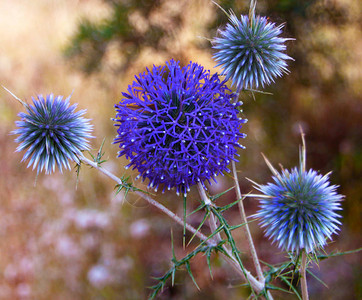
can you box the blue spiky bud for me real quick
[113,59,247,196]
[253,151,343,253]
[213,12,293,91]
[12,94,93,174]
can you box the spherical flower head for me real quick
[254,159,343,253]
[113,59,247,196]
[12,94,93,174]
[213,12,293,91]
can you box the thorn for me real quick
[2,85,28,107]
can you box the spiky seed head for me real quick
[213,12,293,91]
[113,59,247,196]
[12,94,93,174]
[254,162,343,253]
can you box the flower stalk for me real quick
[232,161,264,282]
[300,250,309,300]
[197,182,221,242]
[197,182,271,298]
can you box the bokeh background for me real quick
[0,0,361,299]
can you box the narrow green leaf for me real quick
[210,186,235,201]
[317,247,362,260]
[219,194,245,212]
[187,211,210,247]
[266,283,295,294]
[225,218,257,232]
[171,230,176,260]
[187,203,207,217]
[185,261,200,290]
[88,151,96,161]
[306,269,328,288]
[206,249,214,279]
[279,275,302,300]
[74,162,82,190]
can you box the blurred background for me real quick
[0,0,360,299]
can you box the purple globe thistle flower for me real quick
[213,12,293,91]
[12,94,93,174]
[114,59,246,196]
[252,136,343,253]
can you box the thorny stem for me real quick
[79,156,210,241]
[79,156,206,238]
[197,182,222,242]
[79,155,266,295]
[80,155,123,186]
[197,182,268,298]
[135,190,212,245]
[301,250,309,300]
[232,161,264,282]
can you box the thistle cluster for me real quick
[213,12,293,91]
[13,94,93,174]
[7,2,347,299]
[113,60,246,195]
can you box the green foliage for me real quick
[64,0,166,73]
[89,137,107,165]
[114,176,138,199]
[149,242,219,299]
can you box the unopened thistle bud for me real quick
[213,12,293,91]
[253,137,343,253]
[12,94,93,174]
